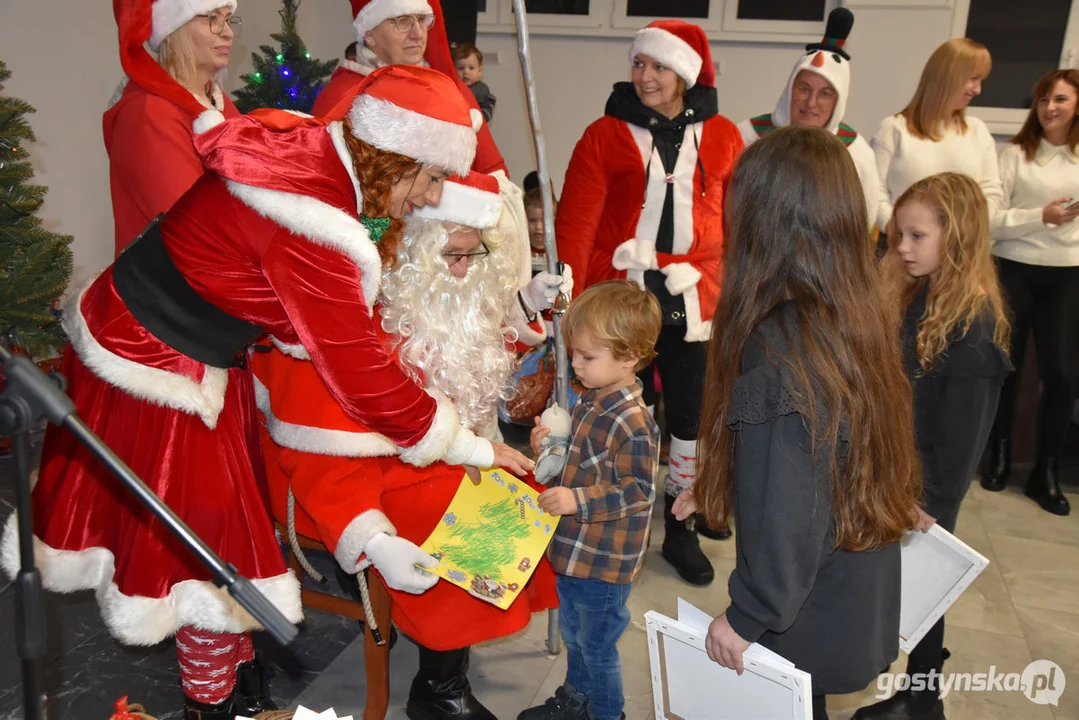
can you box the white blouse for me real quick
[992,140,1079,267]
[871,113,1003,231]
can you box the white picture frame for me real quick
[476,0,500,27]
[898,525,989,654]
[496,0,607,30]
[645,610,812,720]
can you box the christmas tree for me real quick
[232,0,338,114]
[0,59,73,358]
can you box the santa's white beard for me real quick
[380,220,519,434]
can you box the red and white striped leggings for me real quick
[175,627,255,704]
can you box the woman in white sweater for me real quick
[981,69,1079,517]
[871,38,1002,235]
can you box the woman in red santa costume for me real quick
[107,0,242,257]
[251,172,559,720]
[556,20,743,588]
[312,0,506,178]
[0,65,533,720]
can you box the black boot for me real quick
[980,433,1010,492]
[406,646,496,720]
[182,696,235,720]
[661,494,714,586]
[695,513,732,540]
[232,656,277,715]
[1025,458,1071,516]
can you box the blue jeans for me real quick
[556,574,632,720]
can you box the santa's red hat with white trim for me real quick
[113,0,236,117]
[351,0,434,41]
[629,20,714,89]
[349,64,482,176]
[411,172,503,229]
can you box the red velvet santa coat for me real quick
[555,114,742,342]
[252,339,558,651]
[0,113,470,646]
[104,80,240,258]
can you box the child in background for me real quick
[852,172,1012,720]
[524,186,556,276]
[520,280,662,720]
[453,42,496,122]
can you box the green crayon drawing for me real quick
[435,497,532,581]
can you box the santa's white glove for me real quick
[520,266,574,314]
[534,405,572,486]
[363,532,439,594]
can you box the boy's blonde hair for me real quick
[901,38,992,141]
[563,280,661,371]
[884,172,1010,371]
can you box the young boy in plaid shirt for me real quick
[519,280,662,720]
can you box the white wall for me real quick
[0,2,956,287]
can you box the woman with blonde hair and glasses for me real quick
[871,38,1003,238]
[106,0,242,257]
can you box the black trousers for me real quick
[993,258,1079,458]
[812,694,828,720]
[637,324,707,441]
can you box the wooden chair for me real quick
[277,523,392,720]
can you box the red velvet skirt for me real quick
[9,347,301,645]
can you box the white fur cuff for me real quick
[398,390,462,467]
[661,262,702,295]
[612,237,659,272]
[333,509,397,571]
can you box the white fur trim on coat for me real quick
[253,375,398,457]
[398,389,464,467]
[333,509,397,571]
[224,181,381,313]
[611,237,659,272]
[353,0,433,40]
[411,178,503,229]
[349,95,478,177]
[630,27,703,89]
[150,0,238,51]
[64,275,229,429]
[661,262,701,296]
[0,514,302,646]
[193,108,226,135]
[269,335,310,360]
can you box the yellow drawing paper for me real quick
[420,469,559,610]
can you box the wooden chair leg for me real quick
[363,572,393,720]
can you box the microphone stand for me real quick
[0,343,298,720]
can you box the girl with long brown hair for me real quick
[982,69,1079,517]
[853,173,1011,720]
[674,125,920,720]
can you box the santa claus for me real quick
[252,172,559,720]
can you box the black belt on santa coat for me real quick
[113,215,265,369]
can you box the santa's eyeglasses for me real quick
[442,241,490,268]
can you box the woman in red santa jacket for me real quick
[0,65,531,720]
[555,20,743,588]
[253,172,557,720]
[107,0,243,257]
[312,0,507,178]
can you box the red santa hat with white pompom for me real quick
[113,0,237,117]
[629,19,715,89]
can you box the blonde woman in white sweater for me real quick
[981,69,1079,517]
[871,38,1003,236]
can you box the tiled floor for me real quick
[1,445,1077,719]
[288,477,1079,720]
